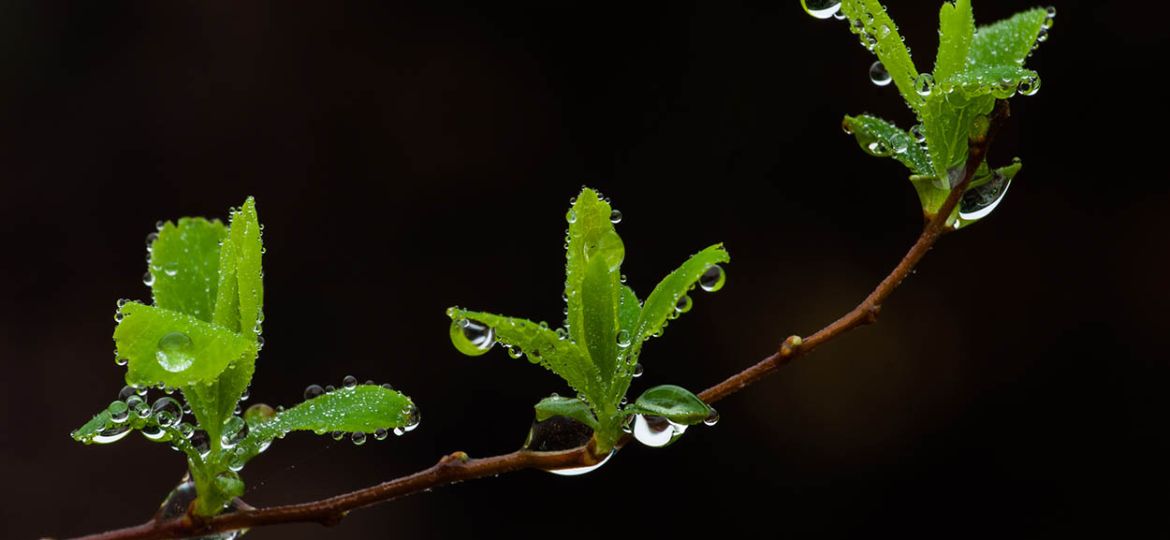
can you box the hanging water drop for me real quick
[704,408,721,426]
[402,404,421,432]
[151,397,182,428]
[155,332,194,373]
[800,0,841,20]
[958,171,1013,223]
[93,423,131,444]
[107,400,130,424]
[190,430,211,457]
[143,272,155,287]
[141,423,168,441]
[910,124,926,143]
[331,431,346,441]
[374,428,389,441]
[342,375,358,389]
[244,403,275,425]
[220,416,248,449]
[869,61,891,86]
[351,432,367,446]
[228,453,246,472]
[632,415,683,448]
[1017,75,1040,96]
[565,209,577,224]
[547,450,616,477]
[449,318,495,356]
[616,330,631,348]
[632,363,644,378]
[304,384,325,400]
[914,73,934,96]
[699,264,725,292]
[507,345,524,359]
[866,140,891,156]
[555,327,568,340]
[609,209,623,224]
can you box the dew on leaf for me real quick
[698,264,725,292]
[800,0,841,20]
[342,375,358,389]
[632,414,686,448]
[449,318,495,356]
[92,423,131,444]
[914,73,934,96]
[869,61,891,86]
[220,416,248,449]
[107,400,130,424]
[304,384,325,400]
[351,432,367,446]
[151,397,182,428]
[155,332,194,373]
[547,450,615,477]
[675,295,693,314]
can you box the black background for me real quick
[1,1,1166,538]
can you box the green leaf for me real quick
[534,395,599,430]
[580,253,620,391]
[633,244,729,351]
[446,308,601,402]
[242,385,416,448]
[116,302,257,389]
[149,218,227,322]
[71,409,114,444]
[841,0,921,109]
[909,175,950,217]
[228,197,264,334]
[946,65,1037,99]
[920,91,995,181]
[625,385,712,426]
[933,0,974,83]
[968,8,1049,71]
[565,188,623,347]
[842,114,931,176]
[617,285,640,343]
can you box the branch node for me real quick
[439,451,471,467]
[320,511,346,527]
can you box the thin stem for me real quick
[67,104,1008,540]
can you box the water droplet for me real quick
[155,332,194,373]
[331,430,346,441]
[1046,6,1056,19]
[869,61,891,86]
[866,140,891,156]
[632,415,687,448]
[342,375,358,389]
[449,318,495,356]
[914,73,934,96]
[958,171,1013,223]
[674,295,693,314]
[143,271,155,287]
[565,209,577,223]
[374,428,389,441]
[145,232,159,248]
[1036,27,1049,43]
[632,363,644,378]
[555,327,569,340]
[93,423,131,444]
[616,330,631,348]
[132,397,151,419]
[304,384,325,400]
[107,400,130,424]
[351,432,367,446]
[228,452,246,472]
[220,416,248,449]
[800,0,841,19]
[699,265,725,292]
[910,124,926,143]
[141,423,169,441]
[325,384,335,393]
[1017,74,1040,96]
[547,450,616,476]
[704,408,721,426]
[402,404,421,432]
[256,335,265,349]
[609,209,623,224]
[381,383,395,391]
[244,403,275,425]
[151,397,182,428]
[178,422,194,439]
[190,430,211,457]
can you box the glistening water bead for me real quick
[869,61,891,86]
[304,384,325,400]
[800,0,841,20]
[155,332,195,373]
[449,318,495,356]
[151,397,182,428]
[546,450,615,477]
[699,264,725,292]
[632,415,687,448]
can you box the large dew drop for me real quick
[699,264,726,292]
[151,397,182,428]
[92,423,132,444]
[958,171,1013,223]
[449,318,495,356]
[632,415,687,448]
[800,0,842,20]
[869,61,891,86]
[155,332,194,373]
[547,450,616,477]
[220,416,248,449]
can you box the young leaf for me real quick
[933,0,974,83]
[228,197,264,334]
[71,409,115,444]
[625,385,712,426]
[240,385,416,452]
[841,0,921,109]
[842,114,932,176]
[920,92,995,182]
[909,175,950,217]
[446,308,602,402]
[632,244,729,350]
[534,395,600,431]
[580,254,621,390]
[968,8,1049,70]
[115,302,257,389]
[149,218,227,322]
[564,189,623,347]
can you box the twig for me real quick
[67,103,1008,540]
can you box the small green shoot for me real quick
[72,198,420,517]
[820,0,1054,227]
[447,188,727,456]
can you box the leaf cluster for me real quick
[447,188,726,454]
[72,198,418,516]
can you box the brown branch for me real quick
[67,104,1008,540]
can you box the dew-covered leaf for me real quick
[841,0,921,109]
[565,188,623,347]
[116,302,257,389]
[618,286,641,337]
[842,114,931,175]
[920,91,995,181]
[534,395,599,430]
[633,244,729,351]
[446,308,601,402]
[228,197,264,335]
[241,385,416,452]
[71,409,114,444]
[946,65,1037,99]
[933,0,974,83]
[968,7,1049,71]
[149,218,227,322]
[580,253,620,389]
[625,385,712,426]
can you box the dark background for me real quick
[1,1,1166,538]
